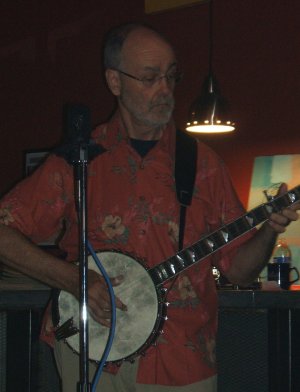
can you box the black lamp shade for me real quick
[186,74,235,133]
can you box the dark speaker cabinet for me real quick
[217,308,269,392]
[217,292,300,392]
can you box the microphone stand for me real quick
[73,144,92,392]
[54,103,106,390]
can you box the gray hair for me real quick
[103,22,171,70]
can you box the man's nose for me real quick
[157,75,174,92]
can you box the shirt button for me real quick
[140,230,146,235]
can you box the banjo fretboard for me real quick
[148,185,300,287]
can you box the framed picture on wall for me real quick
[247,154,300,282]
[24,149,49,177]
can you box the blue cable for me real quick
[87,242,116,392]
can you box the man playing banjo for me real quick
[0,23,299,392]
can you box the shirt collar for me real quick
[95,110,176,158]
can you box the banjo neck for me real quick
[148,185,300,287]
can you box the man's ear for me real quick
[105,69,121,96]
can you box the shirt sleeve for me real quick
[212,161,257,275]
[0,154,74,245]
[194,141,257,275]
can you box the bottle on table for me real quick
[267,238,300,290]
[272,238,292,264]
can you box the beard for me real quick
[119,88,175,129]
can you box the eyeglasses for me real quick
[115,67,183,88]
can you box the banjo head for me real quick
[58,251,163,363]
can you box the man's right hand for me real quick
[85,269,127,327]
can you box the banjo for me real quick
[55,185,300,363]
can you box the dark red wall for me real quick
[1,1,299,206]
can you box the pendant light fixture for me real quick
[186,0,235,133]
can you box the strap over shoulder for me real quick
[175,129,197,206]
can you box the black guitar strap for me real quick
[175,129,197,251]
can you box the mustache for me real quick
[150,95,174,108]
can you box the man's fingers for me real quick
[87,272,127,326]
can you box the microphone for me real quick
[55,103,106,164]
[64,103,91,145]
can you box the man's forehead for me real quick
[121,28,176,68]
